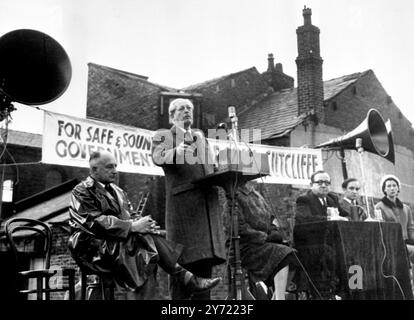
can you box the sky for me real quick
[0,0,413,133]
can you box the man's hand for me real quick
[131,215,161,235]
[176,142,196,157]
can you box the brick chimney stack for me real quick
[275,63,283,73]
[295,6,324,123]
[267,53,275,72]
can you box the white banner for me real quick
[206,139,323,185]
[42,111,323,184]
[260,144,323,184]
[42,111,163,175]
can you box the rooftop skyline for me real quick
[0,0,413,133]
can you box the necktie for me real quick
[105,184,116,199]
[184,130,193,145]
[352,200,357,206]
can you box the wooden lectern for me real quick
[193,148,270,300]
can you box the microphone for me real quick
[217,122,228,131]
[228,106,236,119]
[228,106,238,143]
[356,138,364,153]
[184,130,195,145]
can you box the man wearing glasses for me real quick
[295,170,347,224]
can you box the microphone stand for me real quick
[356,138,373,220]
[226,107,255,300]
[195,107,268,299]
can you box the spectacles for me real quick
[313,180,331,186]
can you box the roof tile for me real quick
[239,71,367,141]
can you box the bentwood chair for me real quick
[5,217,76,300]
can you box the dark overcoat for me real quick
[295,190,344,225]
[152,126,226,266]
[338,198,367,221]
[223,183,295,284]
[68,176,162,290]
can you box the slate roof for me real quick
[0,128,42,148]
[181,67,258,91]
[88,63,179,92]
[238,71,369,140]
[324,71,369,101]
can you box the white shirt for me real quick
[319,197,327,206]
[344,197,357,205]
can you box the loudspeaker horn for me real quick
[0,29,72,105]
[316,108,395,164]
[385,119,395,164]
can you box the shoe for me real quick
[186,275,222,294]
[254,281,272,300]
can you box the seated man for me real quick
[68,151,221,299]
[295,170,347,225]
[338,178,367,221]
[223,181,299,300]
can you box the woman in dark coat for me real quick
[223,181,299,300]
[375,174,414,263]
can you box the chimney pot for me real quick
[303,6,312,25]
[275,63,283,73]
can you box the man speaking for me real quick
[152,98,226,300]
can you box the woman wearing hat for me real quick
[375,174,414,262]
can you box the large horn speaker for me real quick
[0,29,71,106]
[385,119,395,164]
[316,108,395,164]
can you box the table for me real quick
[293,221,413,300]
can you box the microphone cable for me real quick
[377,217,406,299]
[357,143,405,299]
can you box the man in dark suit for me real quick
[295,170,348,225]
[152,98,226,300]
[338,178,367,221]
[68,151,221,299]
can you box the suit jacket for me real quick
[152,125,226,266]
[295,190,343,225]
[68,176,159,289]
[338,198,367,221]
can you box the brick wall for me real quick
[86,63,165,130]
[0,144,89,219]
